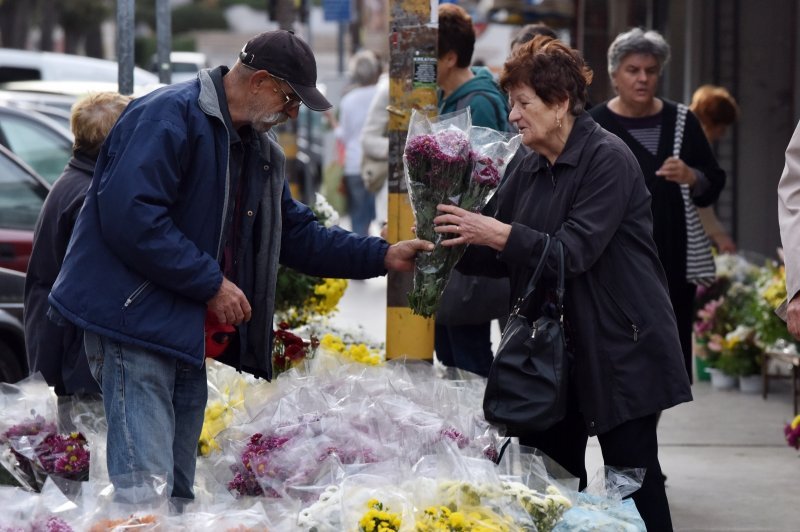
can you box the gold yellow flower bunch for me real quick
[309,278,348,315]
[358,499,401,532]
[759,264,786,310]
[198,378,248,456]
[320,333,383,365]
[416,505,511,531]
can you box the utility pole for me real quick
[116,0,135,95]
[155,0,172,84]
[385,0,438,360]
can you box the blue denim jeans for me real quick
[84,331,207,500]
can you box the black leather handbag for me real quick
[483,236,570,434]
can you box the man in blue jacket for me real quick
[48,30,431,501]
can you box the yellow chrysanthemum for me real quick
[791,414,800,430]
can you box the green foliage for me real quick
[274,265,323,313]
[219,0,266,9]
[715,339,762,376]
[172,3,229,35]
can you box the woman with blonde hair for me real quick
[25,92,131,424]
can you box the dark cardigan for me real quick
[590,100,726,287]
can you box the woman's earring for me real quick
[556,116,562,129]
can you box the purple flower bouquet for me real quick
[404,109,520,317]
[1,415,90,492]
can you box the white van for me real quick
[0,48,159,88]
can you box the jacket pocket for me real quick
[599,283,642,342]
[122,280,153,310]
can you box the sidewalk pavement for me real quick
[331,276,800,531]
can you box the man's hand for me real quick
[787,293,800,340]
[207,276,252,325]
[384,239,435,272]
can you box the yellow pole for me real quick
[385,0,438,360]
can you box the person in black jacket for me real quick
[24,92,131,426]
[590,29,726,382]
[434,36,690,531]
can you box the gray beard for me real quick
[254,112,288,132]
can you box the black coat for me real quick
[24,153,101,396]
[459,112,692,435]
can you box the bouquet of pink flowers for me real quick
[1,414,90,491]
[404,109,520,317]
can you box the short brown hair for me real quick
[438,3,475,68]
[71,92,131,157]
[500,35,593,115]
[690,85,739,128]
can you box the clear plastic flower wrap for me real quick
[553,467,647,531]
[0,480,80,531]
[213,360,502,505]
[403,108,521,317]
[0,373,91,492]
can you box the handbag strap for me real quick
[512,237,566,320]
[555,240,565,324]
[512,235,552,313]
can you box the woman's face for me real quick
[611,53,661,107]
[508,84,560,150]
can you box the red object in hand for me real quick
[205,311,236,358]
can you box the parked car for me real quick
[0,103,73,184]
[0,266,26,383]
[0,144,50,273]
[0,48,159,88]
[150,51,209,83]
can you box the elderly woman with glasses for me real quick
[590,28,726,384]
[434,36,690,530]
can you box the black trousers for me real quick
[519,408,673,531]
[667,276,697,383]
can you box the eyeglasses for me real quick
[269,75,303,109]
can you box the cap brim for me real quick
[287,81,332,112]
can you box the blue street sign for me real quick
[323,0,351,22]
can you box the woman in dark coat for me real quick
[24,92,131,410]
[590,29,726,382]
[435,36,690,531]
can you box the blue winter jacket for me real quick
[49,67,389,380]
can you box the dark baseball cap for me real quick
[238,30,332,112]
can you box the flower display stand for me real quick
[707,367,738,389]
[738,374,763,394]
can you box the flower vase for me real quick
[707,367,738,389]
[738,374,763,394]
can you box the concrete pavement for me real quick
[331,276,800,531]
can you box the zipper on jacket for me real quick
[123,281,151,310]
[604,285,640,343]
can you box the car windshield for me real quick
[0,112,71,183]
[0,153,46,230]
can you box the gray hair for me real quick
[348,50,381,86]
[607,28,670,76]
